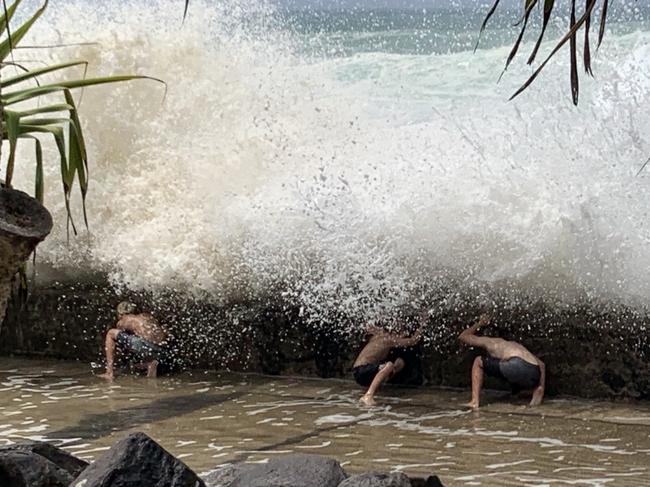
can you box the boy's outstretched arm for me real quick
[459,314,491,348]
[391,329,423,348]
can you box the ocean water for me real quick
[12,1,650,324]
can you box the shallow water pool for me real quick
[1,358,649,486]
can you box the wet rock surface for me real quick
[338,472,412,487]
[0,447,75,487]
[71,432,206,487]
[202,464,256,487]
[5,433,445,487]
[201,461,447,487]
[0,440,88,478]
[228,454,347,487]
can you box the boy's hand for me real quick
[477,314,491,328]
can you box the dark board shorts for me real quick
[116,331,166,362]
[352,363,381,387]
[483,355,541,392]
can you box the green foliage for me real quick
[0,0,163,234]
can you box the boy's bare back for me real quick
[354,326,423,367]
[354,335,393,367]
[117,314,167,344]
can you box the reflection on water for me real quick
[1,358,649,487]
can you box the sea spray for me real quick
[12,0,650,329]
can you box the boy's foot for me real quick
[360,395,377,406]
[463,401,479,410]
[147,360,159,378]
[97,372,114,381]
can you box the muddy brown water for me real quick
[1,358,649,486]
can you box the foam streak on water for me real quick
[12,1,650,321]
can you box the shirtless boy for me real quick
[352,319,424,406]
[98,302,168,381]
[459,314,545,409]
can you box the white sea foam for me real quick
[12,1,650,325]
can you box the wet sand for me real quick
[1,358,649,486]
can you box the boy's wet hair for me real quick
[117,301,137,316]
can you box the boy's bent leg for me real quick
[98,329,121,381]
[385,357,406,383]
[465,356,484,409]
[361,362,395,406]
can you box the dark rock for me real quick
[71,432,205,487]
[229,454,346,487]
[0,449,73,487]
[1,440,88,477]
[202,464,255,487]
[339,472,412,487]
[409,476,444,487]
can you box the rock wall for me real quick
[1,274,649,399]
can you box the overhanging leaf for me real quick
[1,61,88,88]
[474,0,501,53]
[3,109,20,185]
[509,0,599,102]
[0,0,48,62]
[598,0,609,48]
[4,75,166,105]
[528,0,555,65]
[569,0,579,105]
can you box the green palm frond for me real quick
[0,0,164,233]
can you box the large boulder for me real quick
[0,187,53,325]
[71,432,205,487]
[339,472,412,487]
[229,454,347,487]
[1,440,88,477]
[0,448,73,487]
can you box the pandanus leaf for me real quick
[569,0,579,105]
[509,0,598,102]
[474,0,502,53]
[3,75,165,105]
[514,0,538,26]
[584,0,593,75]
[598,0,609,48]
[0,0,21,40]
[1,61,88,88]
[0,0,48,62]
[34,137,43,202]
[18,123,78,235]
[16,104,74,117]
[3,109,20,186]
[64,90,90,227]
[528,0,555,65]
[16,134,45,202]
[500,0,538,79]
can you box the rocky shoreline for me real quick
[0,432,444,487]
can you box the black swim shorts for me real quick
[116,331,165,362]
[352,363,380,387]
[483,355,541,392]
